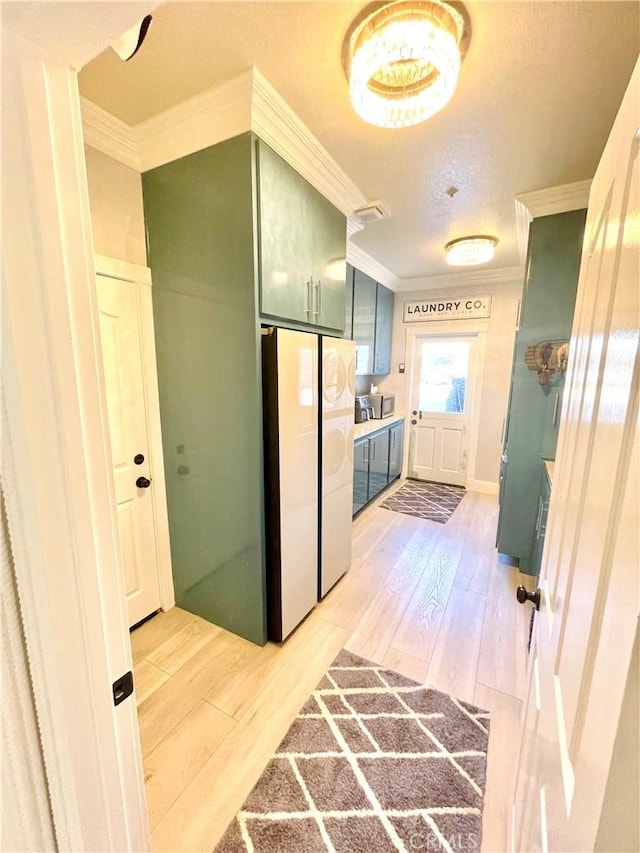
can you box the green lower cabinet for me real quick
[353,439,369,515]
[389,422,404,481]
[352,420,404,516]
[368,430,390,497]
[529,465,552,579]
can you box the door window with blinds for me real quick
[418,340,470,414]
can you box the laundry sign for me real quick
[403,295,492,323]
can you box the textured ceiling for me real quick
[79,1,639,280]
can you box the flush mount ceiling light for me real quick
[445,235,498,266]
[343,0,469,129]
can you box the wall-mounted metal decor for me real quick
[524,340,569,385]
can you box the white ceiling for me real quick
[78,1,639,281]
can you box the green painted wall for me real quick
[142,133,266,644]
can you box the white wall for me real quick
[378,277,522,489]
[84,146,147,265]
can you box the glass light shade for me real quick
[445,236,498,266]
[347,1,464,129]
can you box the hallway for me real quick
[131,486,530,852]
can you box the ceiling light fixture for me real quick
[445,236,498,266]
[343,0,468,129]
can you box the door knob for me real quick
[411,419,417,425]
[136,476,152,489]
[516,584,541,610]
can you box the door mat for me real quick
[215,649,489,853]
[380,479,465,523]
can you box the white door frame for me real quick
[95,254,175,620]
[2,8,157,849]
[405,320,488,490]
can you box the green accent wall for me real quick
[497,209,586,574]
[142,133,266,644]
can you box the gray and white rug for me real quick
[380,479,465,523]
[215,649,489,853]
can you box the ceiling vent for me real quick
[353,201,388,223]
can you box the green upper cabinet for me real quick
[256,138,346,332]
[352,268,395,375]
[344,263,355,339]
[257,139,313,325]
[353,268,377,374]
[374,283,394,375]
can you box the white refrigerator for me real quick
[262,328,355,641]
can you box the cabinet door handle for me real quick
[371,441,376,461]
[363,443,369,463]
[535,495,543,536]
[552,391,560,427]
[314,279,321,319]
[304,278,312,315]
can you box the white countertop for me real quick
[354,415,405,441]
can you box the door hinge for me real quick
[112,670,134,706]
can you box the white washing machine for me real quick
[320,337,356,597]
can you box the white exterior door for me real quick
[409,335,477,486]
[513,61,639,852]
[97,271,163,627]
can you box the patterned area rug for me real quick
[380,479,465,523]
[216,649,489,853]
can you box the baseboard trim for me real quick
[467,479,499,495]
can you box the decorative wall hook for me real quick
[524,340,569,386]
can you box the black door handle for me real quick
[136,476,152,489]
[516,584,541,610]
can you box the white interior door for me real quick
[97,272,162,627]
[409,335,477,486]
[513,61,639,852]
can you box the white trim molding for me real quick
[81,67,369,221]
[80,97,140,170]
[467,479,499,496]
[514,198,533,266]
[515,179,591,219]
[3,21,150,852]
[396,265,524,293]
[94,252,151,285]
[347,242,399,290]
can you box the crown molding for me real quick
[80,68,369,220]
[250,70,368,218]
[135,71,253,172]
[514,198,532,266]
[515,179,591,219]
[347,243,399,291]
[347,216,365,238]
[80,97,140,170]
[395,265,524,293]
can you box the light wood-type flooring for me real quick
[131,483,531,852]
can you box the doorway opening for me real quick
[408,333,480,487]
